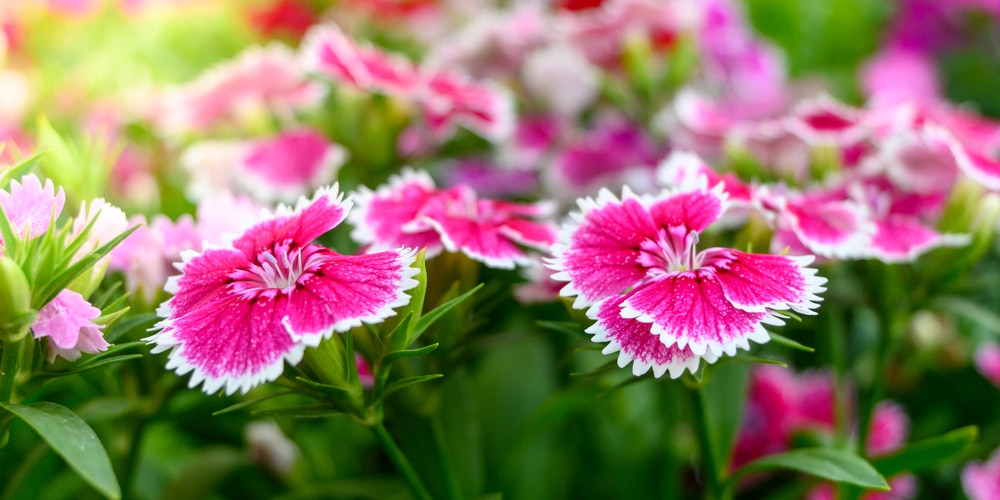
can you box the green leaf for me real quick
[728,448,889,491]
[872,426,978,477]
[410,284,483,344]
[251,404,343,419]
[376,374,443,403]
[536,321,586,337]
[0,402,121,499]
[769,333,815,352]
[381,343,439,367]
[933,297,1000,336]
[212,390,299,416]
[0,151,43,189]
[39,354,143,378]
[702,363,749,476]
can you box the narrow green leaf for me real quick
[0,151,43,188]
[769,333,815,352]
[293,376,355,399]
[103,312,158,343]
[410,284,483,344]
[376,374,443,403]
[35,225,138,306]
[933,297,1000,336]
[872,426,978,477]
[703,362,749,476]
[212,390,299,416]
[381,343,439,367]
[536,321,586,337]
[0,402,121,499]
[251,404,343,419]
[729,448,889,491]
[38,354,143,378]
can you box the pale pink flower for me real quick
[867,401,910,457]
[0,174,65,240]
[32,289,109,363]
[556,0,686,67]
[179,139,251,202]
[974,342,1000,388]
[547,181,825,377]
[147,187,419,395]
[110,214,201,304]
[158,43,321,134]
[417,70,514,142]
[350,170,557,269]
[522,43,599,117]
[861,48,940,105]
[964,446,1000,500]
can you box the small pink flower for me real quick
[974,342,1000,388]
[351,170,557,269]
[731,365,798,469]
[240,129,346,203]
[0,174,65,240]
[301,24,421,95]
[417,70,514,142]
[867,401,910,457]
[147,187,419,395]
[964,446,1000,500]
[110,214,201,304]
[861,48,940,104]
[547,180,825,376]
[551,115,660,193]
[158,44,320,134]
[355,353,374,388]
[32,289,109,363]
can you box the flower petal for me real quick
[586,294,716,379]
[233,186,350,259]
[648,183,727,233]
[621,270,771,357]
[284,248,419,341]
[546,188,658,308]
[870,215,968,263]
[781,197,872,259]
[705,249,826,314]
[349,169,444,255]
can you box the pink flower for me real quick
[158,44,320,134]
[350,170,557,269]
[867,401,910,457]
[547,181,825,377]
[240,129,346,203]
[974,342,1000,388]
[301,24,421,96]
[147,187,420,395]
[110,214,201,304]
[964,447,1000,500]
[417,70,514,142]
[551,115,660,193]
[32,289,109,363]
[0,174,65,240]
[731,365,799,469]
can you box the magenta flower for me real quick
[547,182,825,376]
[0,174,65,240]
[32,289,108,363]
[301,23,420,96]
[147,187,419,395]
[974,342,1000,388]
[350,169,556,269]
[964,447,1000,500]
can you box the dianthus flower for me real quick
[147,187,419,395]
[964,446,1000,500]
[350,169,556,269]
[547,180,825,377]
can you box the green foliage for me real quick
[0,402,121,499]
[729,447,889,491]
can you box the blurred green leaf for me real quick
[382,343,439,367]
[376,374,444,403]
[410,284,483,344]
[872,426,978,477]
[769,333,815,352]
[703,362,749,475]
[0,402,121,499]
[212,390,299,416]
[932,296,1000,336]
[162,446,249,500]
[728,447,889,490]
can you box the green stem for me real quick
[828,308,850,449]
[0,338,23,403]
[372,422,433,500]
[691,386,728,500]
[857,310,902,458]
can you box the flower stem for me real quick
[0,338,23,404]
[690,385,729,500]
[857,310,903,457]
[371,422,433,500]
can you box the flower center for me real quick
[637,226,703,276]
[230,242,326,298]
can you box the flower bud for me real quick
[0,256,34,341]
